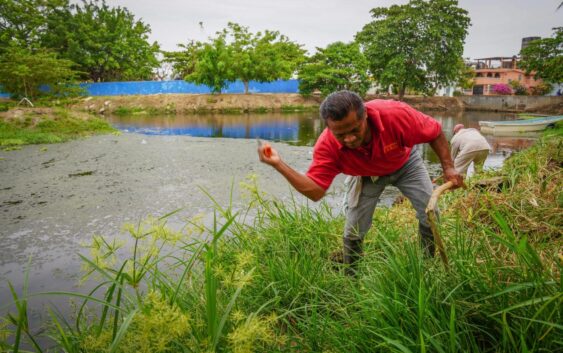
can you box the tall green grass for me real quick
[1,132,562,352]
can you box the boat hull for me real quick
[479,115,563,136]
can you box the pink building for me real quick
[464,56,543,95]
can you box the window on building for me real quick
[494,73,500,78]
[487,73,493,77]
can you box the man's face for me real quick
[326,110,369,149]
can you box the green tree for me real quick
[185,35,234,94]
[224,22,305,94]
[356,0,470,100]
[457,60,475,90]
[180,23,304,94]
[298,41,370,97]
[519,27,562,84]
[0,44,80,99]
[163,40,202,79]
[0,0,68,52]
[41,0,160,82]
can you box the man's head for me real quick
[453,124,464,134]
[320,91,369,149]
[320,90,365,122]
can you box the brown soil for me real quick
[71,93,471,115]
[76,93,323,114]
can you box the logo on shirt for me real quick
[383,142,399,153]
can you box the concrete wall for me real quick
[0,79,300,98]
[460,95,563,112]
[81,79,299,95]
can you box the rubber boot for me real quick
[419,223,435,258]
[343,236,363,276]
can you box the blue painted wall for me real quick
[0,79,300,98]
[80,79,299,96]
[0,85,10,98]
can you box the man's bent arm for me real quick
[273,161,326,201]
[429,132,464,188]
[258,144,326,201]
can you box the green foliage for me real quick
[41,0,160,82]
[224,23,305,93]
[0,44,81,99]
[356,0,470,99]
[185,36,233,94]
[509,80,528,95]
[519,27,563,84]
[175,23,305,94]
[0,108,115,146]
[458,61,475,89]
[298,41,370,97]
[0,0,159,82]
[0,0,69,53]
[529,82,552,96]
[162,40,201,79]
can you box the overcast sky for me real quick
[104,0,562,59]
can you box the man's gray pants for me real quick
[344,149,436,256]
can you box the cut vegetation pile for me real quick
[2,128,561,352]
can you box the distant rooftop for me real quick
[474,56,518,61]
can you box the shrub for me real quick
[492,83,512,95]
[509,80,528,95]
[530,82,552,96]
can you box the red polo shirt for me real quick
[306,99,442,190]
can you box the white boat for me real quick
[479,115,563,135]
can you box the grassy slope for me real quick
[0,108,116,147]
[2,127,561,353]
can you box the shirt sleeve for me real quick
[305,139,341,191]
[393,104,443,147]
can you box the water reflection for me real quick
[108,110,537,160]
[108,113,324,146]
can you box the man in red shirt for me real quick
[258,91,463,273]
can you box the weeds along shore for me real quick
[2,125,561,352]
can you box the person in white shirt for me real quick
[450,124,491,175]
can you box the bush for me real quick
[492,83,512,95]
[530,82,552,96]
[509,80,528,95]
[0,44,82,100]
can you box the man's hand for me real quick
[429,132,465,190]
[443,166,465,189]
[256,140,326,201]
[257,142,281,167]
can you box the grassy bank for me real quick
[0,108,116,147]
[111,104,318,116]
[2,128,562,352]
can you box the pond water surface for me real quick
[108,109,538,170]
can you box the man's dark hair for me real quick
[319,90,365,122]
